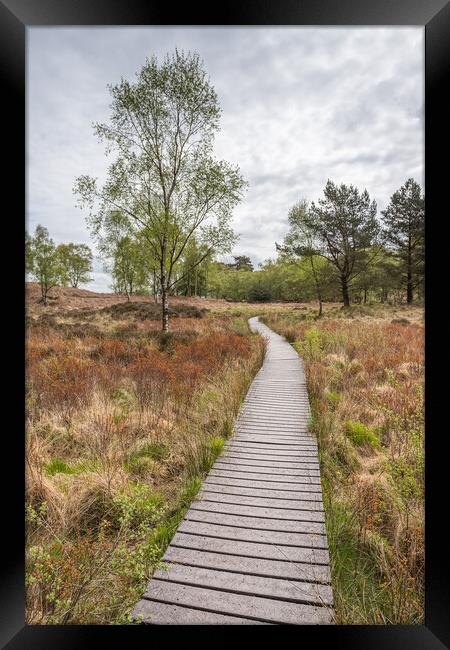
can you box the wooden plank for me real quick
[221,455,320,467]
[197,491,324,511]
[208,467,321,480]
[230,440,315,449]
[235,429,314,437]
[225,447,318,457]
[222,449,318,459]
[219,455,320,469]
[230,440,316,448]
[164,547,331,583]
[233,429,312,435]
[201,484,323,500]
[237,417,308,423]
[235,433,311,439]
[236,420,310,425]
[235,424,312,430]
[234,433,316,442]
[171,532,330,564]
[132,599,265,624]
[190,501,325,522]
[211,466,321,480]
[154,563,333,606]
[240,405,308,410]
[237,423,309,428]
[240,408,308,413]
[204,476,322,491]
[209,469,321,484]
[142,581,333,624]
[214,461,321,475]
[227,442,316,451]
[240,403,309,409]
[234,436,312,442]
[178,521,328,549]
[184,509,326,534]
[233,439,317,447]
[237,416,310,422]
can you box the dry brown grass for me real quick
[262,307,424,624]
[26,284,424,623]
[25,293,265,624]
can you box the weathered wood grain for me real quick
[153,564,334,606]
[184,509,326,533]
[163,546,331,583]
[189,501,326,522]
[141,581,333,624]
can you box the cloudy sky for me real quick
[27,27,424,292]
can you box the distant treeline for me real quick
[179,177,424,308]
[26,177,424,309]
[209,181,424,307]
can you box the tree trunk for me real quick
[153,272,158,303]
[309,256,322,318]
[406,234,413,304]
[160,238,169,331]
[341,276,350,307]
[406,269,413,304]
[41,284,48,306]
[162,285,169,332]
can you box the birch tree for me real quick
[74,50,246,330]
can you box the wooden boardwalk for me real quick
[132,317,334,625]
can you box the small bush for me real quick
[386,458,421,501]
[247,284,272,302]
[344,421,380,449]
[112,483,166,530]
[326,390,341,407]
[124,456,156,478]
[45,458,76,476]
[127,442,168,465]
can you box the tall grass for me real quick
[262,309,424,624]
[25,311,265,624]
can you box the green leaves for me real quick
[26,226,94,299]
[57,243,93,288]
[381,178,424,301]
[74,49,246,327]
[309,180,379,257]
[26,225,63,303]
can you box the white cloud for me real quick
[27,26,424,291]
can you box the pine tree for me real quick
[381,178,424,304]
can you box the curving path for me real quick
[132,317,334,624]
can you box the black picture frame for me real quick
[2,0,449,647]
